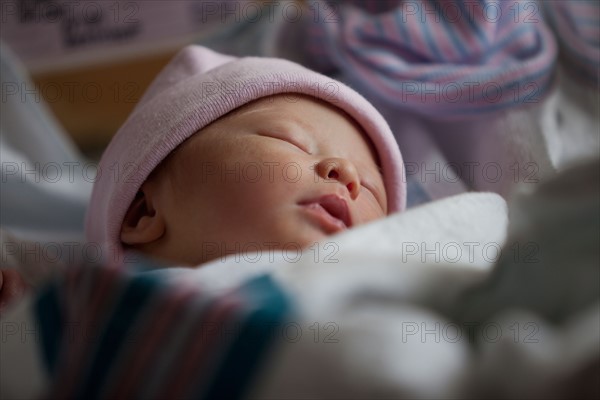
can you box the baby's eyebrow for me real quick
[283,114,317,137]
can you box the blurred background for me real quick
[1,0,294,158]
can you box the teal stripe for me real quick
[35,283,64,375]
[420,1,443,60]
[394,9,410,46]
[76,274,160,399]
[199,275,291,400]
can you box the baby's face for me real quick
[121,95,387,266]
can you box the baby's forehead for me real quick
[211,94,381,161]
[228,95,366,134]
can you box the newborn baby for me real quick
[86,46,406,266]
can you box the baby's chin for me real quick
[131,214,343,267]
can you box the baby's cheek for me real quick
[356,197,386,225]
[235,178,294,211]
[239,161,302,194]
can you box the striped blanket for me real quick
[2,259,292,399]
[302,0,558,118]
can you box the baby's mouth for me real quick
[299,195,352,233]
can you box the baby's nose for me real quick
[316,158,361,199]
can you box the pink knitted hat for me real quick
[85,45,406,258]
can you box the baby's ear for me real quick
[120,184,166,245]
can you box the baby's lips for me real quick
[299,194,353,228]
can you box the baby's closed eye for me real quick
[257,132,311,154]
